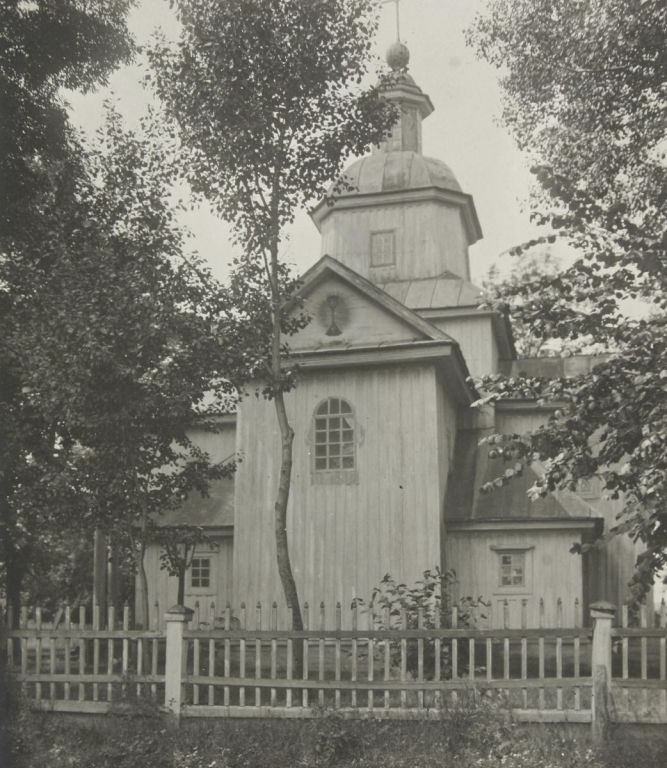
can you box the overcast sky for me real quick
[65,0,541,284]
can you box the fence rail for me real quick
[4,603,166,712]
[3,598,667,729]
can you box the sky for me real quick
[65,0,541,284]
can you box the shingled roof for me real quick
[157,476,235,529]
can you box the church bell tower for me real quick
[310,41,482,291]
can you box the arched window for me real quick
[313,398,355,472]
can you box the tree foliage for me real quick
[0,0,134,615]
[469,0,667,594]
[147,0,398,627]
[7,110,240,624]
[1,2,244,622]
[0,0,134,241]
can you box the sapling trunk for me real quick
[177,567,186,606]
[269,235,304,674]
[134,545,150,629]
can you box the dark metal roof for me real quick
[445,428,600,522]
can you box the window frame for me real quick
[311,397,359,485]
[369,229,396,268]
[189,555,213,592]
[490,545,534,595]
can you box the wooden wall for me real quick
[141,535,234,630]
[232,363,456,627]
[291,277,425,352]
[320,201,470,283]
[432,315,498,379]
[444,529,585,628]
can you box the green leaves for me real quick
[468,0,667,594]
[146,0,396,264]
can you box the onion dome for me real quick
[338,151,462,196]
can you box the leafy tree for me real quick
[468,0,667,595]
[482,248,612,359]
[0,0,134,242]
[154,525,215,607]
[0,0,134,618]
[8,110,240,626]
[147,0,397,629]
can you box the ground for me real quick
[4,699,667,768]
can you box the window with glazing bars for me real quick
[190,557,211,588]
[314,398,355,471]
[499,552,525,587]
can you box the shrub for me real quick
[353,568,488,677]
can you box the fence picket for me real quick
[556,598,563,711]
[445,605,452,708]
[521,599,528,710]
[205,635,214,706]
[660,599,666,715]
[193,621,200,706]
[224,603,232,707]
[35,607,42,703]
[367,605,374,711]
[240,603,247,707]
[503,599,510,683]
[64,606,71,701]
[640,604,648,680]
[538,598,545,711]
[282,604,288,708]
[399,607,406,710]
[255,602,262,708]
[272,602,279,708]
[383,605,390,710]
[92,603,100,702]
[417,607,424,709]
[49,624,56,701]
[151,626,159,701]
[107,605,115,703]
[573,598,581,711]
[137,635,144,701]
[335,603,342,709]
[302,602,309,709]
[433,605,442,709]
[351,602,359,708]
[122,604,130,696]
[78,605,87,702]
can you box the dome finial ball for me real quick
[386,41,410,71]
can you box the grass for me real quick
[3,692,667,768]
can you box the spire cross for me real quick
[382,0,402,42]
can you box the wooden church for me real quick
[141,42,640,629]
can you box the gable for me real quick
[288,257,446,352]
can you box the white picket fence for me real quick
[3,599,667,730]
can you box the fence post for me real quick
[590,601,615,742]
[164,605,193,722]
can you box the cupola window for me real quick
[370,230,396,267]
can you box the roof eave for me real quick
[310,186,483,244]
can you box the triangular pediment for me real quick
[287,256,451,352]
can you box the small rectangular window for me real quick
[370,230,395,267]
[499,552,525,587]
[191,557,211,589]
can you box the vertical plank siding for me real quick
[319,201,470,285]
[232,365,451,627]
